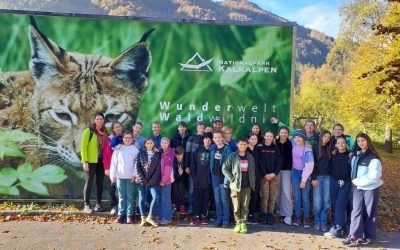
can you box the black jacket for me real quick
[276,139,293,171]
[185,133,205,169]
[254,143,282,177]
[312,145,331,180]
[331,151,351,181]
[170,129,192,149]
[190,145,211,189]
[135,150,161,187]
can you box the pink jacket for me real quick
[102,137,113,170]
[160,148,175,185]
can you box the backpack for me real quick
[88,126,94,143]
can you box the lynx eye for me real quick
[49,110,75,127]
[105,113,128,124]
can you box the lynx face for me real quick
[27,21,152,167]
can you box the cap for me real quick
[214,117,223,123]
[293,129,307,141]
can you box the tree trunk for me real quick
[384,123,393,153]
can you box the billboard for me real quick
[0,13,294,199]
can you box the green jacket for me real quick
[222,152,256,192]
[80,127,99,163]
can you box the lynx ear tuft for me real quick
[28,17,66,79]
[110,42,151,91]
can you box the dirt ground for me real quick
[0,218,399,250]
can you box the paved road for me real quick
[0,219,399,250]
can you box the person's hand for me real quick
[160,182,164,187]
[83,162,89,172]
[300,181,306,189]
[130,176,136,182]
[312,180,318,188]
[105,169,110,176]
[269,173,276,179]
[117,144,122,150]
[270,117,279,124]
[264,175,270,181]
[178,167,184,176]
[185,167,190,175]
[111,177,116,183]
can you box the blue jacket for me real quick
[351,150,383,190]
[210,144,232,184]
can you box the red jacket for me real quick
[102,136,113,170]
[160,148,175,185]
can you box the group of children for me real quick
[80,114,383,247]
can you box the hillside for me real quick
[0,0,334,69]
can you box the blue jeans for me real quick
[212,175,230,224]
[160,184,173,221]
[291,169,311,218]
[138,185,159,216]
[313,175,330,225]
[330,177,350,227]
[117,178,135,216]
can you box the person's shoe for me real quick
[146,216,159,227]
[201,217,209,225]
[126,216,134,224]
[179,205,186,215]
[234,222,242,233]
[109,206,118,215]
[303,217,310,228]
[284,216,292,226]
[314,222,321,231]
[292,216,301,226]
[321,224,328,232]
[172,204,177,212]
[190,217,200,226]
[114,215,126,224]
[160,218,172,225]
[358,238,374,245]
[324,231,336,238]
[83,205,93,214]
[222,222,229,228]
[266,213,274,225]
[94,204,105,212]
[140,216,147,226]
[260,213,268,224]
[247,214,254,225]
[240,223,248,234]
[215,221,222,227]
[342,236,358,247]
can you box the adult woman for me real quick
[80,113,112,213]
[135,138,161,227]
[275,126,293,225]
[343,133,383,247]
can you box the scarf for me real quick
[92,123,106,152]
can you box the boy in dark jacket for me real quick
[255,131,282,225]
[170,122,192,149]
[190,132,213,226]
[172,147,188,214]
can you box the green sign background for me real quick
[0,13,294,199]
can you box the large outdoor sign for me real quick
[0,13,294,199]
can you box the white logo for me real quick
[179,52,214,72]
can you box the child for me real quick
[222,137,256,233]
[221,126,238,152]
[159,137,175,225]
[255,131,282,225]
[172,147,188,214]
[290,129,314,228]
[210,131,232,227]
[247,133,262,224]
[325,136,351,238]
[343,133,383,247]
[312,130,332,231]
[275,126,293,226]
[190,132,213,226]
[110,131,139,224]
[150,121,163,149]
[135,138,161,227]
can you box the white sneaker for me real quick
[110,206,117,215]
[284,216,292,225]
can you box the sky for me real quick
[217,0,341,37]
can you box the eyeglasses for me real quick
[123,137,133,139]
